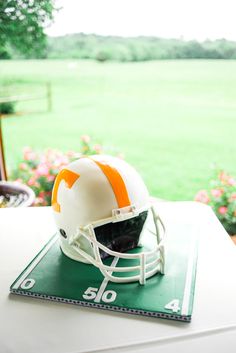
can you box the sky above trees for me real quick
[46,0,236,41]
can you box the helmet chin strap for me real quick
[69,206,165,285]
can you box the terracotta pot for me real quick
[231,235,236,245]
[0,181,35,207]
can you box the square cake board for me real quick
[10,216,198,322]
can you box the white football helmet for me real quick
[52,155,165,285]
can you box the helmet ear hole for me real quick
[59,229,67,239]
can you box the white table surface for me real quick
[0,202,236,353]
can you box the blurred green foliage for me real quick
[0,101,15,114]
[44,34,236,62]
[0,0,56,59]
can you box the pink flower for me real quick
[228,193,236,202]
[23,146,32,153]
[28,177,36,186]
[81,135,91,143]
[45,191,52,198]
[194,190,210,204]
[93,144,102,154]
[23,147,37,161]
[24,152,36,161]
[53,157,69,168]
[66,150,76,158]
[40,155,47,164]
[34,197,45,206]
[211,189,224,198]
[228,177,236,186]
[39,191,46,198]
[218,206,228,215]
[37,191,51,205]
[47,175,55,182]
[19,163,28,171]
[218,171,236,186]
[59,156,69,165]
[15,178,23,183]
[219,171,228,183]
[36,164,49,176]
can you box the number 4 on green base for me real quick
[165,299,180,313]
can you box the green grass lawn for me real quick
[1,59,236,200]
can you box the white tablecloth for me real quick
[0,202,236,353]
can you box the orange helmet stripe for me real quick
[52,169,80,212]
[91,159,131,208]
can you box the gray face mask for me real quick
[94,211,148,259]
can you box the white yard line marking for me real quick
[94,257,119,303]
[12,234,58,290]
[181,228,198,316]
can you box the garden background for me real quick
[1,0,236,206]
[2,58,236,201]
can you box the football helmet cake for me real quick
[52,155,165,285]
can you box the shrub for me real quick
[95,50,111,62]
[195,170,236,235]
[0,101,15,115]
[10,135,105,206]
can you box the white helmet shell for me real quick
[52,155,165,285]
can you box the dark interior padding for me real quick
[94,211,148,259]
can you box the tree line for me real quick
[4,33,236,61]
[46,34,236,61]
